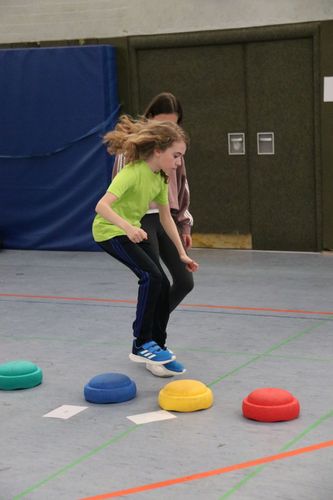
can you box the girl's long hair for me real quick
[103,115,188,181]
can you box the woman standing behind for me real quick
[112,93,194,378]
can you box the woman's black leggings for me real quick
[98,236,170,348]
[141,213,194,311]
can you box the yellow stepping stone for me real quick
[158,379,213,412]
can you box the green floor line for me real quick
[12,425,138,500]
[2,336,333,363]
[218,409,333,499]
[208,320,327,387]
[1,333,128,347]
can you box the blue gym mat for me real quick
[0,45,119,250]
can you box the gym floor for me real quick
[1,248,333,500]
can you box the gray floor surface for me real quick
[1,248,332,500]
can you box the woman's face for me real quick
[152,113,179,124]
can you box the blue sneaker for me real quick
[129,340,174,365]
[146,360,186,377]
[163,346,174,356]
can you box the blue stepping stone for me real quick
[0,360,43,390]
[84,372,137,404]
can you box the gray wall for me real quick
[1,0,333,44]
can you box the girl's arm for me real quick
[95,192,147,243]
[175,158,193,249]
[158,204,198,272]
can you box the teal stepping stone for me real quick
[0,360,43,390]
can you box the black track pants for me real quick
[98,236,170,348]
[141,213,194,311]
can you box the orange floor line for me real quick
[1,292,333,315]
[0,292,136,304]
[181,303,333,315]
[80,440,333,500]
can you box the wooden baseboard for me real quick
[192,233,252,249]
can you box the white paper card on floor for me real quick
[43,405,88,420]
[126,409,177,424]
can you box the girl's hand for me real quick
[127,226,148,243]
[182,234,192,250]
[180,254,199,272]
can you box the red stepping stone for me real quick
[242,387,300,422]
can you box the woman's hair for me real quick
[143,92,183,124]
[103,115,188,181]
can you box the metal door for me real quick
[133,43,250,237]
[246,38,318,250]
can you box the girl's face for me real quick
[152,113,179,124]
[153,140,186,176]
